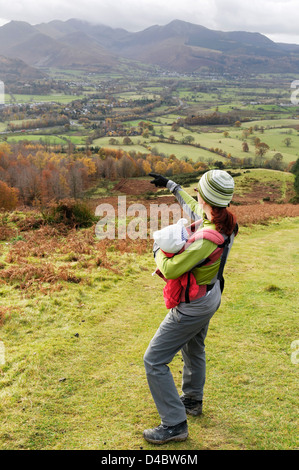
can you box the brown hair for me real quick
[211,207,237,236]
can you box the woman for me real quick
[143,170,238,444]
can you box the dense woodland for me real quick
[1,139,298,210]
[0,142,201,207]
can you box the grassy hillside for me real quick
[0,193,298,449]
[181,168,296,204]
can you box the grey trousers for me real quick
[144,281,222,426]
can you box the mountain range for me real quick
[1,18,299,81]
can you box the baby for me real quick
[153,218,200,308]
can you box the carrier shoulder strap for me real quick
[185,227,225,268]
[216,223,238,292]
[184,223,238,302]
[184,227,225,303]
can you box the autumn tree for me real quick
[142,160,152,175]
[284,137,292,147]
[123,136,133,145]
[102,156,117,180]
[242,142,249,152]
[154,161,167,174]
[117,155,136,178]
[242,129,250,139]
[182,135,195,145]
[267,153,284,170]
[0,143,11,170]
[0,181,19,210]
[66,163,84,199]
[255,142,269,157]
[290,158,299,199]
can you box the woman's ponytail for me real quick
[211,207,237,236]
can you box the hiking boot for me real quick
[180,396,203,416]
[143,420,188,444]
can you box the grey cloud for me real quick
[213,0,299,35]
[0,0,298,42]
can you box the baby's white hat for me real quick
[153,218,188,253]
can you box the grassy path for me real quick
[0,218,298,450]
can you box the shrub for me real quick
[42,199,98,228]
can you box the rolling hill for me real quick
[0,18,299,75]
[0,55,46,83]
[0,20,119,72]
[105,19,299,73]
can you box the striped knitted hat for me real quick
[198,170,234,207]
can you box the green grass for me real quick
[252,128,299,159]
[232,168,295,198]
[115,92,158,101]
[5,94,85,104]
[0,215,298,450]
[181,168,295,201]
[93,117,299,164]
[6,135,66,145]
[187,126,299,164]
[92,137,222,162]
[6,134,88,146]
[147,142,220,161]
[242,119,298,129]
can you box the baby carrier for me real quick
[156,219,238,308]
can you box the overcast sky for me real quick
[0,0,298,44]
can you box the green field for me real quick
[92,136,219,161]
[1,72,299,168]
[191,127,299,163]
[6,135,66,145]
[5,94,85,104]
[242,119,298,129]
[92,117,299,164]
[115,92,158,101]
[3,116,298,164]
[6,134,88,145]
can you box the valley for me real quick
[1,70,299,167]
[0,17,298,452]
